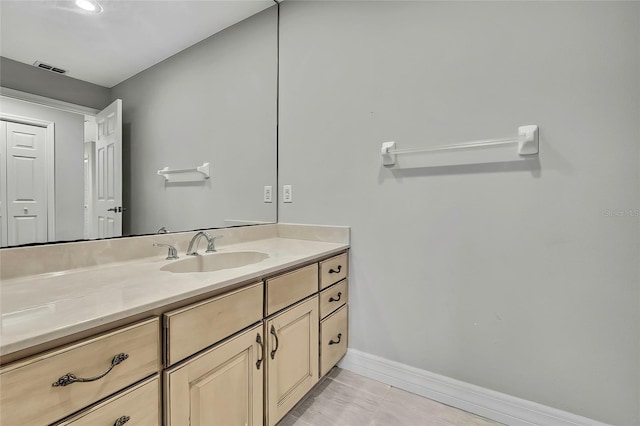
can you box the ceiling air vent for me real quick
[33,61,67,75]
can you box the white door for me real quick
[95,99,122,238]
[4,121,48,246]
[0,121,7,247]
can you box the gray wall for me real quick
[0,57,111,110]
[278,2,640,425]
[111,7,277,235]
[0,97,85,241]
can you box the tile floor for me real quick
[279,368,500,426]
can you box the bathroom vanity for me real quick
[0,224,350,426]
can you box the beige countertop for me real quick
[0,226,349,357]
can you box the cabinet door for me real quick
[165,324,264,426]
[265,296,319,426]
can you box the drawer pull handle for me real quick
[329,333,342,345]
[256,333,264,369]
[270,324,279,359]
[329,292,342,303]
[329,265,342,274]
[114,416,131,426]
[52,353,129,387]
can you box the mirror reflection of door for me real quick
[0,95,123,247]
[94,99,122,239]
[0,118,51,247]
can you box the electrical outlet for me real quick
[283,185,292,203]
[264,186,272,203]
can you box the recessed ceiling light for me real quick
[75,0,103,13]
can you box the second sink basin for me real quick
[160,251,269,273]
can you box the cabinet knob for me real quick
[328,265,342,274]
[329,333,342,345]
[256,333,264,369]
[329,292,342,303]
[270,324,279,359]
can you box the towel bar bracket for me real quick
[517,125,539,156]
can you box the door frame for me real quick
[83,140,97,239]
[1,121,6,246]
[0,113,56,242]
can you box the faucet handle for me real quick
[205,235,223,253]
[154,243,179,260]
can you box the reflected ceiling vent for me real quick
[33,61,67,75]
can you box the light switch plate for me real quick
[264,186,272,203]
[283,185,292,203]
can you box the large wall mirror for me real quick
[0,0,278,248]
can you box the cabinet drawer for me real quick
[0,317,160,426]
[266,264,318,315]
[319,279,348,319]
[165,282,263,366]
[320,305,348,377]
[319,253,348,290]
[58,376,160,425]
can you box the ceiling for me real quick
[0,0,275,88]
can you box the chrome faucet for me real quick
[154,243,179,260]
[186,231,221,256]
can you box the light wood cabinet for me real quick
[57,376,160,426]
[1,250,349,426]
[319,253,348,290]
[320,305,348,377]
[319,278,348,319]
[265,296,319,426]
[165,324,264,426]
[0,318,159,426]
[266,263,318,315]
[164,282,263,366]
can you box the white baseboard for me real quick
[338,349,609,426]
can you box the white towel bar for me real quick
[381,125,539,166]
[157,162,210,182]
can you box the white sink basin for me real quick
[160,251,269,273]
